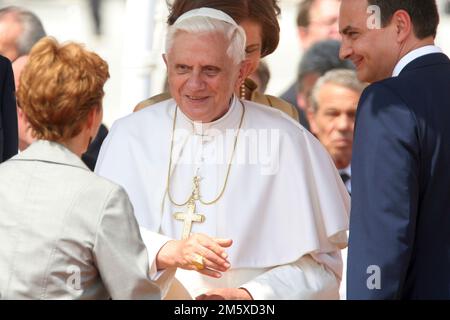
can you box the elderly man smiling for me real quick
[96,8,349,300]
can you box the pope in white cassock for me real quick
[95,8,350,300]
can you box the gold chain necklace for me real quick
[166,101,246,207]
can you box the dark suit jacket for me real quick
[81,123,108,171]
[348,52,450,299]
[0,56,18,162]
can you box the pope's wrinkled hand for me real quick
[156,233,232,278]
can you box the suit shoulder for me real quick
[357,81,416,122]
[362,75,437,117]
[359,81,406,105]
[0,158,126,203]
[378,55,450,94]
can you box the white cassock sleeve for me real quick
[240,253,340,300]
[139,227,177,299]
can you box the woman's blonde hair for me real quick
[17,37,109,142]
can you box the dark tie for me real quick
[340,172,350,185]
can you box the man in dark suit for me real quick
[0,55,17,162]
[340,0,450,299]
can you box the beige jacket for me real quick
[0,140,161,299]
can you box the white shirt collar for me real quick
[338,165,351,177]
[392,45,442,77]
[338,165,351,193]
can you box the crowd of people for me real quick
[0,0,449,300]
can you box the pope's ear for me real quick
[162,54,168,68]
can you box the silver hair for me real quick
[165,15,246,65]
[310,69,367,113]
[0,6,46,56]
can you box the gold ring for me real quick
[191,253,205,270]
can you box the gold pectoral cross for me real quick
[173,176,205,240]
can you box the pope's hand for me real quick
[156,233,232,278]
[195,288,253,300]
